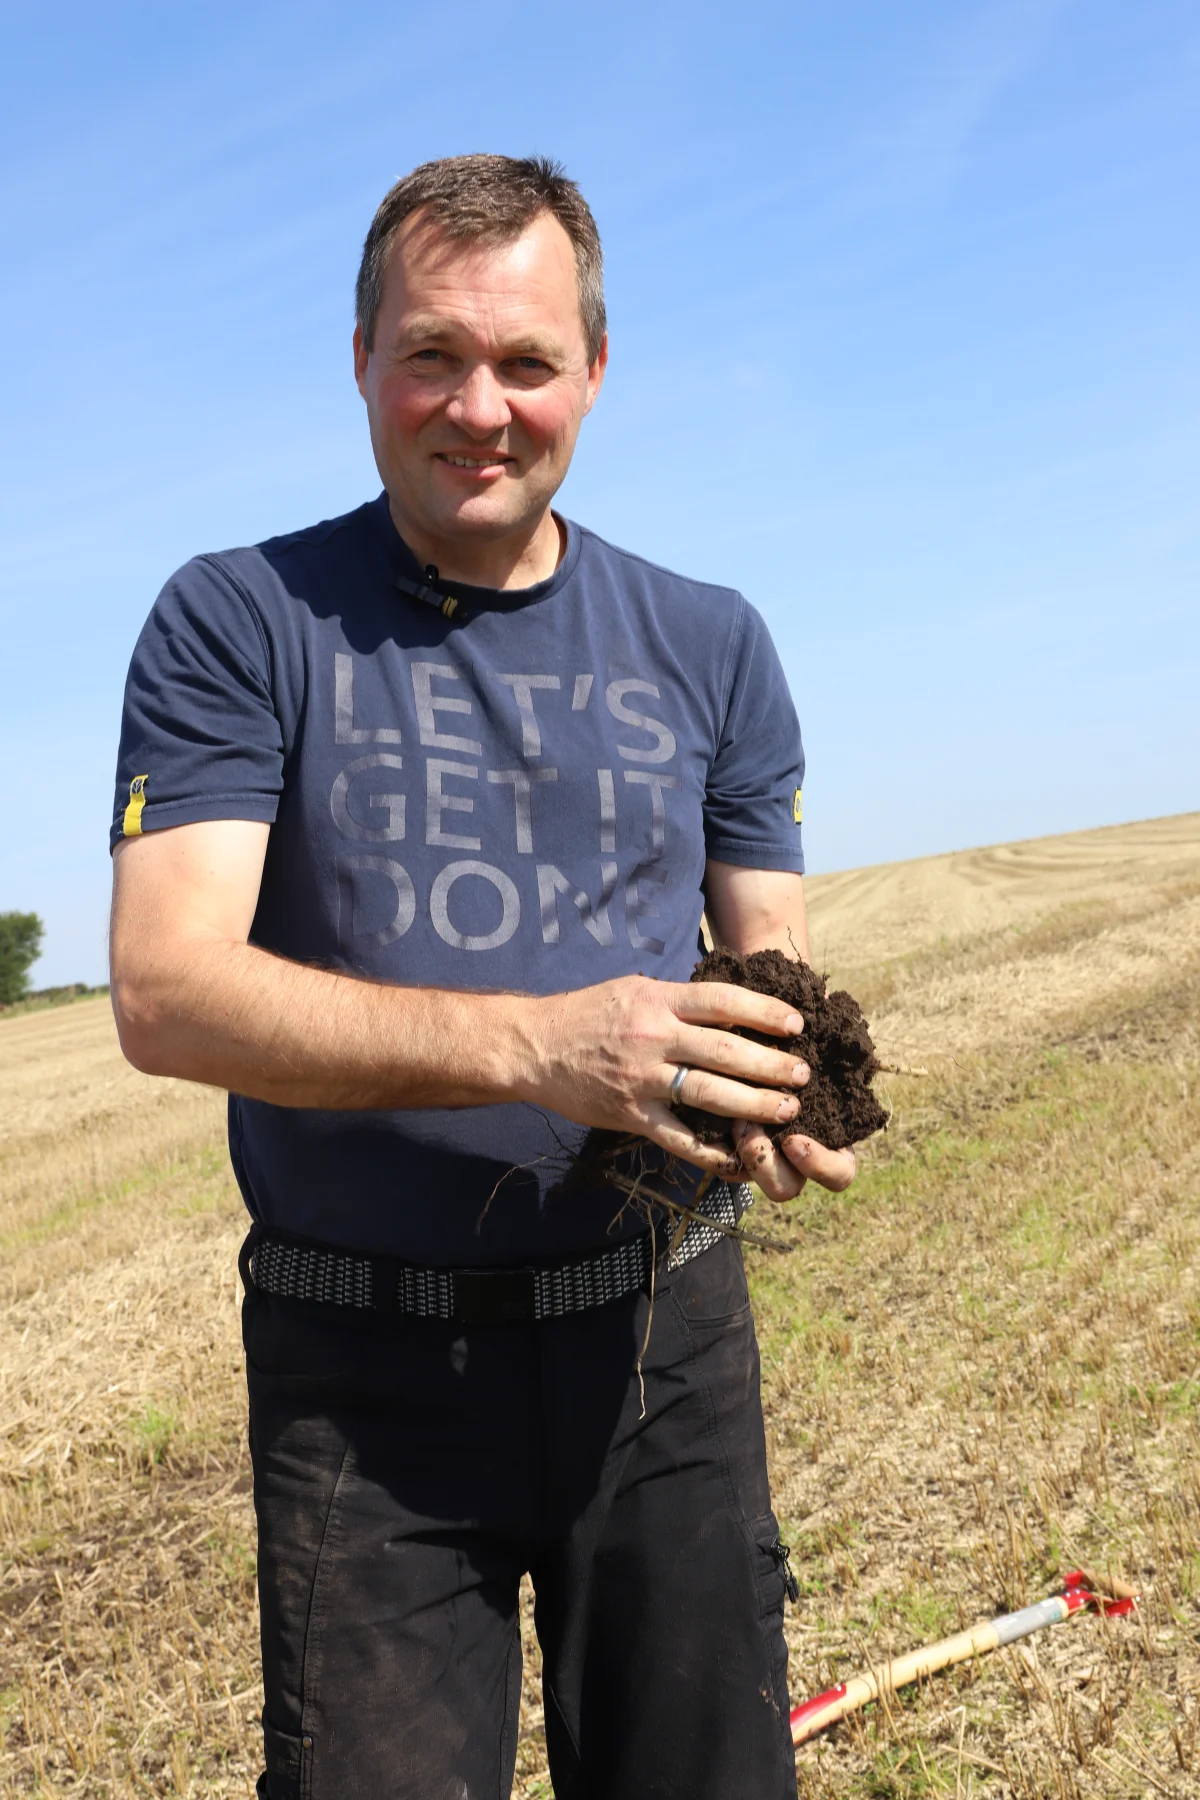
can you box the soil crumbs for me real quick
[676,948,888,1152]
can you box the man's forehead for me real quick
[379,211,581,339]
[396,310,564,357]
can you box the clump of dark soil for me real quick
[675,948,888,1153]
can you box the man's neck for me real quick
[386,496,565,591]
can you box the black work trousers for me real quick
[244,1234,796,1799]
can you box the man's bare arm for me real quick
[111,821,818,1174]
[703,860,856,1197]
[703,859,812,962]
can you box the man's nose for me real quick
[445,363,512,437]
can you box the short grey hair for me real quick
[355,153,606,361]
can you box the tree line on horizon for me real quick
[0,912,45,1006]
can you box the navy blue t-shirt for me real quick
[112,494,805,1265]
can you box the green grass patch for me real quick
[751,1047,1186,1361]
[134,1402,179,1467]
[0,1143,234,1258]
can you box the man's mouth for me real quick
[436,453,513,471]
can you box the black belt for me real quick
[243,1179,753,1327]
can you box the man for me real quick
[110,154,855,1799]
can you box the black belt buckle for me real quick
[453,1267,537,1326]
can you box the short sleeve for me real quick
[703,599,805,873]
[110,556,284,851]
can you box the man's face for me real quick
[354,210,607,558]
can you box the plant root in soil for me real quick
[675,948,888,1153]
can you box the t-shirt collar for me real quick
[369,490,581,615]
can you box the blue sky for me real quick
[2,0,1197,985]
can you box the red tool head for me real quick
[1061,1572,1138,1618]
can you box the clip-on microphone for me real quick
[393,564,469,624]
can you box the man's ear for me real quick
[583,331,609,415]
[353,323,369,399]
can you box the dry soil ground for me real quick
[1,811,1198,1797]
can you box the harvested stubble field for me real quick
[1,811,1198,1798]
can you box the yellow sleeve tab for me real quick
[123,775,149,837]
[793,787,803,824]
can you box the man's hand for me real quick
[732,1122,857,1201]
[520,976,813,1177]
[704,858,860,1200]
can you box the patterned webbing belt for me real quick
[246,1180,753,1326]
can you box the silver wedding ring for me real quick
[668,1064,689,1106]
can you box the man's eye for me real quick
[411,349,444,363]
[513,357,549,374]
